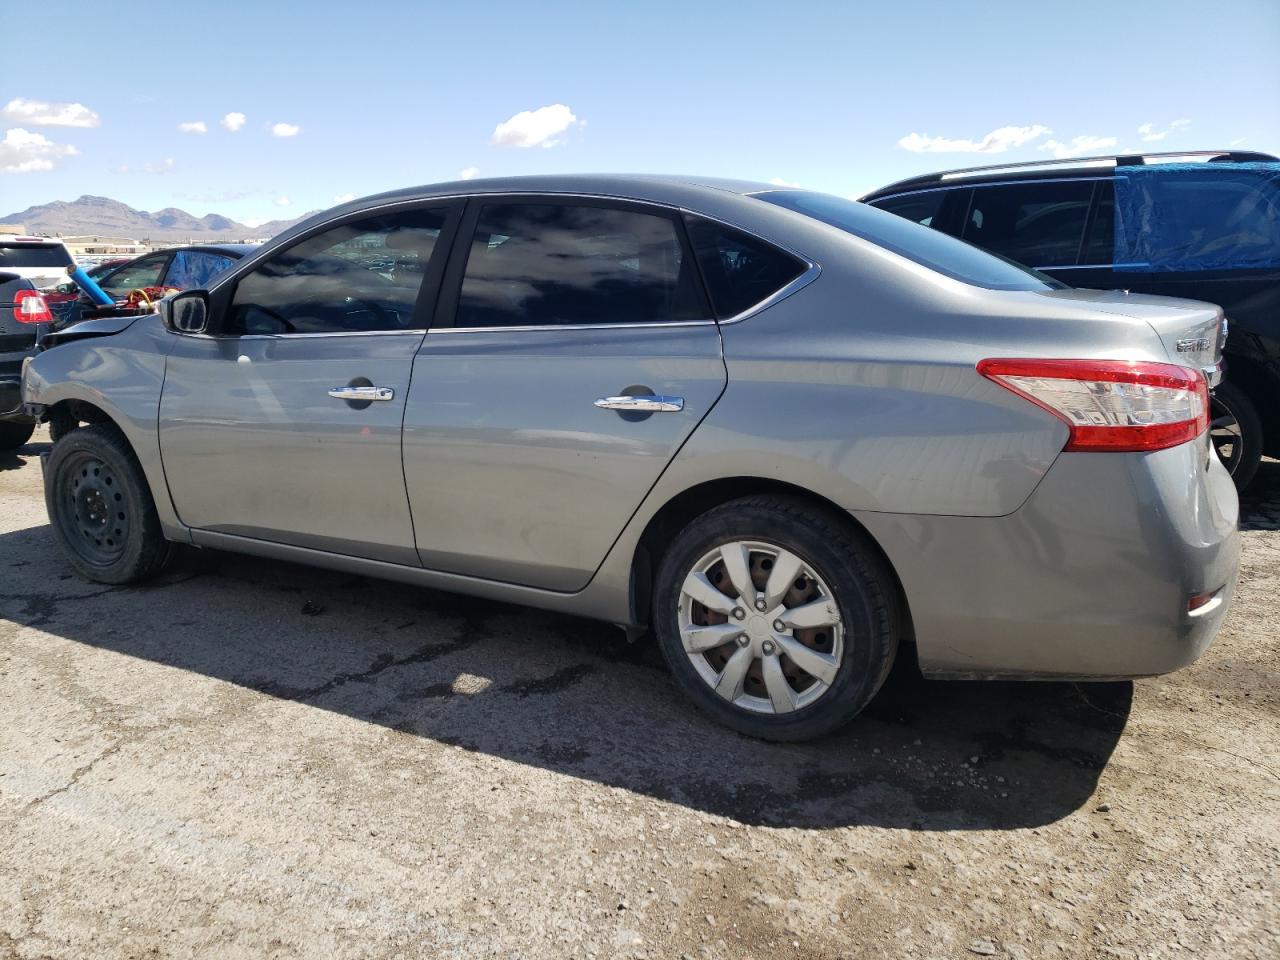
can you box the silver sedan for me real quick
[22,175,1240,740]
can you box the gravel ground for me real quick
[1,425,1277,959]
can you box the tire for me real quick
[1210,380,1263,492]
[0,420,35,451]
[44,423,172,584]
[652,495,902,741]
[47,407,79,444]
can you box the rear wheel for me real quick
[1210,380,1262,491]
[44,424,172,583]
[0,421,35,451]
[653,495,901,741]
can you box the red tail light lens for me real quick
[13,289,53,325]
[977,358,1209,453]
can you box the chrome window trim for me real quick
[207,189,822,337]
[170,328,426,341]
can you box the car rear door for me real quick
[159,202,461,564]
[402,196,727,592]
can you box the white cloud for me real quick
[274,196,291,207]
[1137,119,1190,142]
[768,177,801,187]
[178,121,208,134]
[491,104,582,148]
[143,157,175,174]
[898,124,1050,154]
[222,112,246,132]
[459,166,480,180]
[271,122,301,138]
[1038,135,1118,159]
[2,98,100,128]
[0,128,78,173]
[333,192,355,203]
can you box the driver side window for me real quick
[228,206,451,335]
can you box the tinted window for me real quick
[99,254,170,298]
[229,208,449,335]
[0,243,71,269]
[1081,181,1115,265]
[164,250,235,289]
[757,190,1054,291]
[962,181,1094,267]
[454,203,708,328]
[685,216,806,318]
[869,191,945,227]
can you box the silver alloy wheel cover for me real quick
[677,539,844,715]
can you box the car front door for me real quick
[158,202,461,564]
[402,197,728,591]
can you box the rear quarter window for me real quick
[684,216,807,319]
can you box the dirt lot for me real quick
[1,425,1277,960]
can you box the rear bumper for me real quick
[857,437,1241,679]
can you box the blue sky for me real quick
[3,0,1278,226]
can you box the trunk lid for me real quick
[1034,288,1225,384]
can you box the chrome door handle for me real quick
[594,394,684,413]
[328,386,394,402]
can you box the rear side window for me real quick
[1081,181,1115,265]
[757,190,1054,291]
[454,203,708,328]
[165,250,235,289]
[685,216,806,319]
[868,191,945,227]
[962,181,1095,268]
[0,243,71,269]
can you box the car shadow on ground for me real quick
[1,519,1138,833]
[1240,458,1280,531]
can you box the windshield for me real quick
[754,190,1058,291]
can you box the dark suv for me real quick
[863,150,1280,489]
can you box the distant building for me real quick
[60,236,152,257]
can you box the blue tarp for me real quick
[1114,161,1280,272]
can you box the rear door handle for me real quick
[594,394,684,413]
[328,386,394,402]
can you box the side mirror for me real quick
[162,290,209,334]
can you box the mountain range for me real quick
[0,195,317,241]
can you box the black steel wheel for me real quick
[45,424,172,583]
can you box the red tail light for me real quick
[977,358,1209,453]
[13,289,53,324]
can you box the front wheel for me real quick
[44,423,172,584]
[653,496,902,741]
[1210,380,1263,491]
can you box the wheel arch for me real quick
[628,476,915,655]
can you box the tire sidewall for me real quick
[1213,380,1263,491]
[45,426,160,584]
[653,500,895,740]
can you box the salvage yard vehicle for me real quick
[0,273,52,450]
[862,150,1280,489]
[51,244,252,328]
[21,175,1241,740]
[0,236,73,291]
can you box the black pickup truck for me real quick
[0,272,52,450]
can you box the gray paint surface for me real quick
[22,173,1241,681]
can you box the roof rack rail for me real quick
[868,150,1280,196]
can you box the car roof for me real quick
[0,236,68,246]
[862,150,1280,199]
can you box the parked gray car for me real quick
[21,175,1241,740]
